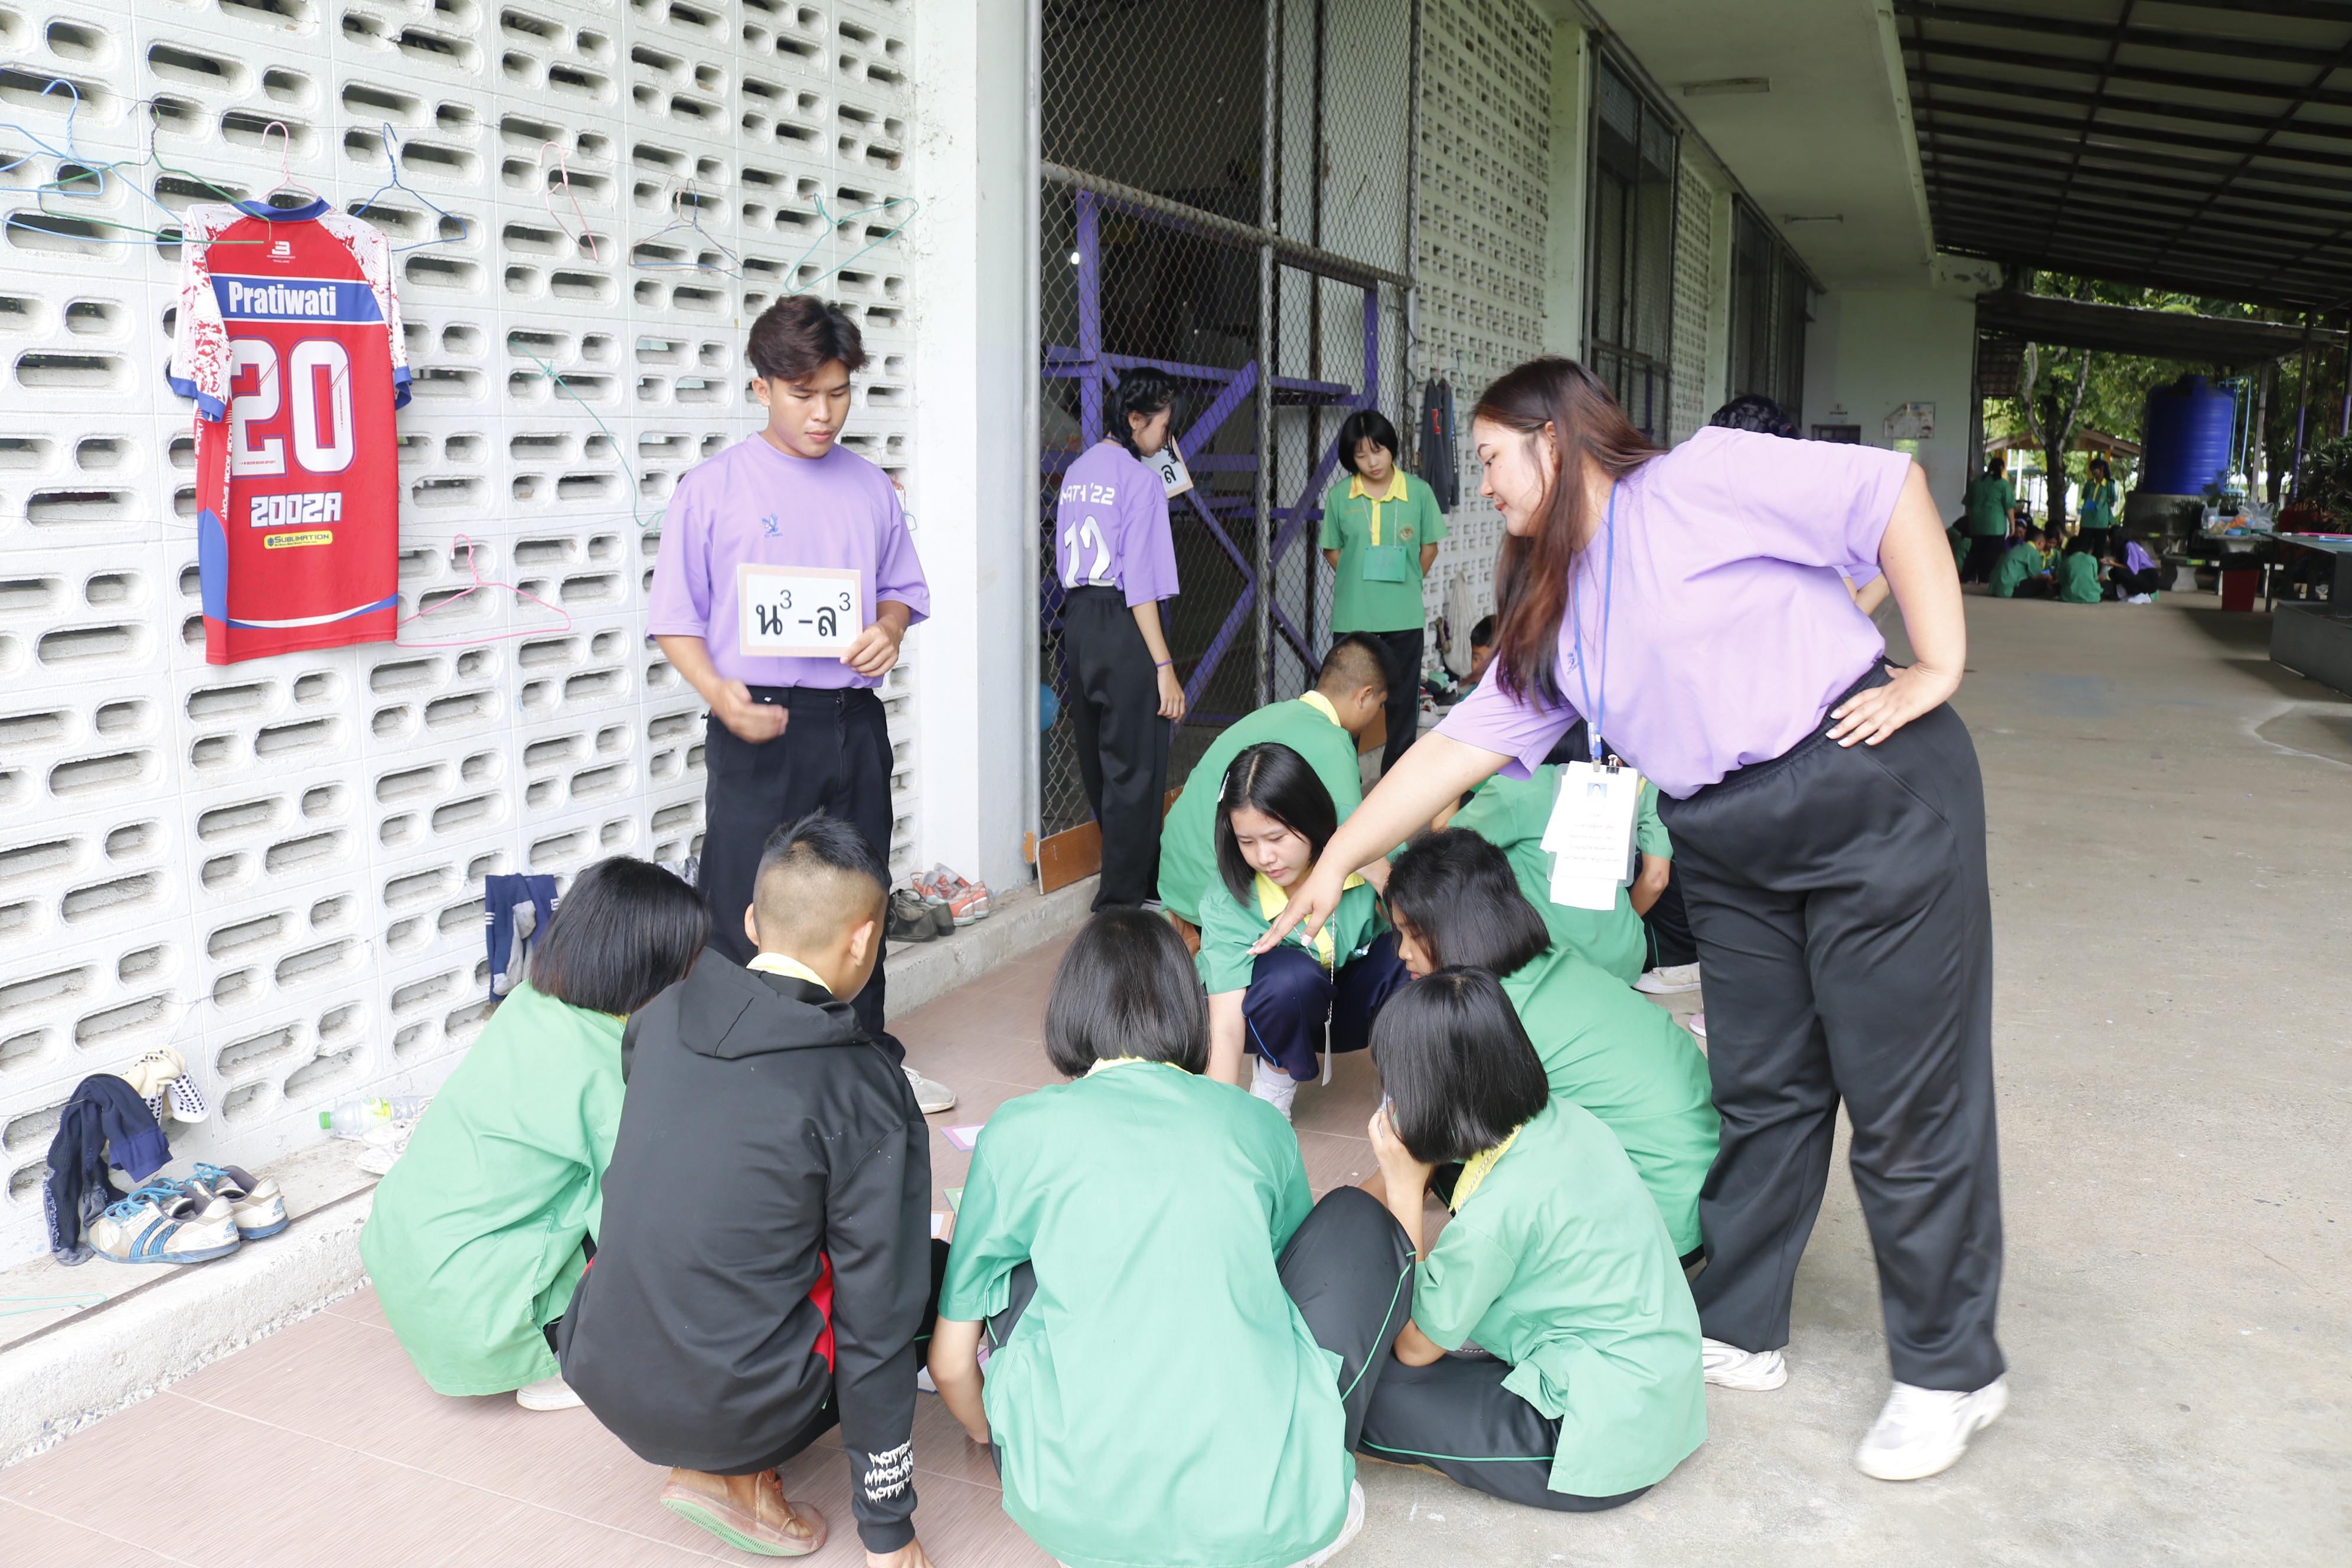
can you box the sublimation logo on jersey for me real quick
[249,490,344,528]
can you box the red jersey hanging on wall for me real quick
[169,201,410,665]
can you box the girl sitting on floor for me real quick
[929,909,1413,1568]
[1197,742,1409,1119]
[362,857,707,1409]
[1355,968,1706,1512]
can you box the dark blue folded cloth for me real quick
[44,1073,171,1265]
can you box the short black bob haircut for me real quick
[757,811,889,900]
[748,295,868,384]
[1708,394,1799,439]
[1111,368,1180,459]
[1215,743,1338,906]
[525,856,708,1016]
[1335,407,1402,475]
[1372,968,1550,1165]
[1469,614,1496,649]
[1386,830,1550,979]
[1044,909,1209,1077]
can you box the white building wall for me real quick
[1668,156,1716,443]
[0,0,925,1268]
[1802,276,1985,522]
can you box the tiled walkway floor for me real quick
[1,929,1521,1568]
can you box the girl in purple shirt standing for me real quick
[1054,369,1186,909]
[1260,357,2007,1485]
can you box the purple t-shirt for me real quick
[1438,427,1912,798]
[1054,440,1179,606]
[648,436,930,688]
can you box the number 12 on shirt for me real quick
[736,564,864,658]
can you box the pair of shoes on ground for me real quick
[1700,1338,2007,1481]
[913,863,992,926]
[1634,962,1703,996]
[888,888,953,943]
[86,1164,288,1265]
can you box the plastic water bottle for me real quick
[319,1095,427,1139]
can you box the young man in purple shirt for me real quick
[1053,367,1185,909]
[649,295,953,1114]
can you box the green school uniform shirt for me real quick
[1499,946,1717,1253]
[1158,694,1363,925]
[1320,469,1448,632]
[1949,527,1969,570]
[1449,766,1670,986]
[1197,868,1383,995]
[1400,1098,1706,1498]
[1963,475,2015,536]
[1990,541,2046,598]
[2055,551,2102,603]
[2079,477,2121,528]
[939,1061,1354,1568]
[360,984,622,1396]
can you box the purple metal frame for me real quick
[1046,189,1384,719]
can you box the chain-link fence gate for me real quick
[1037,0,1416,848]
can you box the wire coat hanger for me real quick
[255,120,326,210]
[396,535,574,648]
[347,121,471,252]
[537,139,601,263]
[631,175,739,275]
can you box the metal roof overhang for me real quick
[1897,0,2352,313]
[1974,289,2345,363]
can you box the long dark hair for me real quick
[1214,743,1337,905]
[527,857,708,1015]
[1111,368,1180,459]
[1385,831,1551,978]
[1476,358,1662,708]
[1044,910,1209,1077]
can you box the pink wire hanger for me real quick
[396,534,574,648]
[537,139,601,263]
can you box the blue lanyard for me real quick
[1574,482,1617,766]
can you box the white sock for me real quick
[1249,1057,1299,1119]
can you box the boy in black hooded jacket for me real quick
[561,813,939,1566]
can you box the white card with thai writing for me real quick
[736,564,863,658]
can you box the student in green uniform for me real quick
[2054,536,2102,603]
[1199,743,1410,1118]
[1383,830,1714,1257]
[2076,456,2121,558]
[1322,409,1448,776]
[1158,635,1389,932]
[1990,529,2052,599]
[929,910,1416,1568]
[1356,969,1706,1511]
[1959,456,2014,584]
[362,858,707,1409]
[1440,740,1671,986]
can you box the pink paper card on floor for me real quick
[942,1123,986,1151]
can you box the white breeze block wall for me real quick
[0,0,919,1270]
[1669,156,1714,445]
[1414,0,1550,623]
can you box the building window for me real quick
[1586,58,1679,440]
[1729,201,1809,422]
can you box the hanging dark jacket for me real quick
[1418,377,1459,513]
[44,1073,171,1264]
[559,958,932,1554]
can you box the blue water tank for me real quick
[2141,375,2236,496]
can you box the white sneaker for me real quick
[1249,1057,1299,1121]
[1688,1012,1707,1040]
[1295,1479,1364,1567]
[1701,1337,1788,1391]
[1854,1377,2008,1481]
[1635,962,1703,995]
[516,1374,583,1411]
[903,1064,957,1115]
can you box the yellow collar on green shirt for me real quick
[1449,1122,1525,1213]
[1252,868,1367,970]
[747,952,832,994]
[1084,1056,1174,1078]
[1348,469,1409,504]
[1298,690,1342,728]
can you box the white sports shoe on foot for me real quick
[1854,1376,2008,1481]
[1634,962,1703,995]
[1700,1337,1788,1390]
[1295,1479,1366,1566]
[1249,1057,1299,1121]
[517,1374,583,1411]
[903,1064,957,1115]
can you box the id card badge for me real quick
[737,564,864,659]
[1542,760,1641,911]
[1361,543,1411,582]
[1151,440,1194,499]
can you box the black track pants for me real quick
[1357,1352,1651,1513]
[1063,586,1169,909]
[1367,627,1424,776]
[1657,667,2004,1393]
[700,685,893,1038]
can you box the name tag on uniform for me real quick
[1151,440,1194,498]
[1542,760,1640,911]
[737,564,863,658]
[1361,543,1412,582]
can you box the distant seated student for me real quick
[1990,529,2053,599]
[1355,970,1706,1512]
[364,858,705,1410]
[2054,537,2102,603]
[1158,635,1388,934]
[561,815,942,1567]
[1384,831,1717,1258]
[1468,615,1497,684]
[2108,537,2164,601]
[930,910,1410,1568]
[1198,743,1409,1119]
